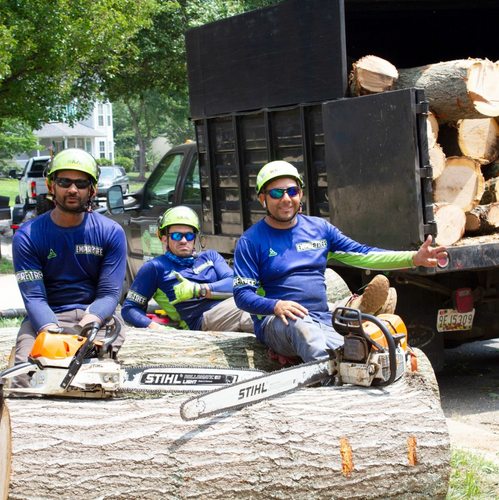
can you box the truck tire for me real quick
[35,195,54,215]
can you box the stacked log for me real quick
[349,56,499,245]
[0,327,451,499]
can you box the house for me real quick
[15,102,114,167]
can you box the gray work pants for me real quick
[201,298,254,333]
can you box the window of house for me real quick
[98,103,104,127]
[99,141,106,158]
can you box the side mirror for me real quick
[107,185,124,214]
[8,169,19,180]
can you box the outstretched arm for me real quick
[412,236,448,268]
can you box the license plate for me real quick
[437,309,475,332]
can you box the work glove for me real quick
[171,272,199,305]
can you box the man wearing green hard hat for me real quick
[10,148,127,390]
[122,205,253,333]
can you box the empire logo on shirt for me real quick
[75,244,104,256]
[126,290,147,305]
[296,239,327,252]
[233,276,257,288]
[16,270,44,283]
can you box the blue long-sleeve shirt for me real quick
[233,214,416,342]
[121,250,234,330]
[13,211,126,333]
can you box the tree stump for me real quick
[394,59,499,123]
[0,327,450,499]
[433,156,485,212]
[433,203,466,246]
[348,55,399,96]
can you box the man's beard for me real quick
[55,192,90,214]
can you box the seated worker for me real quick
[11,148,127,389]
[233,160,448,363]
[121,206,254,332]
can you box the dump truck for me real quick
[106,0,499,372]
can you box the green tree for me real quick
[0,0,157,130]
[103,0,281,179]
[0,119,41,164]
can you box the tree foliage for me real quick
[0,0,157,130]
[0,119,41,163]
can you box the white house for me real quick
[15,101,114,166]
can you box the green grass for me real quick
[0,257,14,274]
[128,171,150,193]
[448,448,499,499]
[0,317,23,328]
[0,177,20,206]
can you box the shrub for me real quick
[115,156,134,172]
[96,158,113,166]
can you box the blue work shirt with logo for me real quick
[233,214,417,342]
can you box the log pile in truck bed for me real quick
[0,327,450,499]
[349,55,499,246]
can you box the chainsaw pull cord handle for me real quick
[60,321,100,390]
[360,313,398,386]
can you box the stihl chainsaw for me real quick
[180,307,412,421]
[0,317,263,398]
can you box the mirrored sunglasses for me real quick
[169,231,196,242]
[54,177,92,189]
[265,186,301,199]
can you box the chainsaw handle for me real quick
[99,315,121,355]
[360,313,398,386]
[60,322,100,390]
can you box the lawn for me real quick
[128,171,150,193]
[0,177,20,206]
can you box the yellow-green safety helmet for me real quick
[157,206,200,239]
[46,148,100,189]
[256,160,304,194]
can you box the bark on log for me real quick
[480,177,499,204]
[439,119,499,165]
[348,55,399,96]
[429,143,446,180]
[0,327,450,500]
[465,202,499,234]
[433,203,466,246]
[433,156,485,212]
[394,59,499,123]
[324,267,351,303]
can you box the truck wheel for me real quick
[35,195,55,215]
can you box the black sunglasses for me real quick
[169,232,196,242]
[54,177,92,189]
[265,186,301,199]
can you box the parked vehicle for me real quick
[10,156,52,230]
[105,0,499,371]
[97,166,130,198]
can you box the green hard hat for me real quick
[47,148,100,187]
[256,161,304,194]
[157,206,200,237]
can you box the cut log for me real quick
[465,202,499,234]
[433,156,485,212]
[429,143,446,180]
[0,327,450,499]
[394,59,499,123]
[349,55,399,96]
[433,202,466,246]
[439,119,499,165]
[480,177,499,204]
[426,111,439,149]
[0,396,10,500]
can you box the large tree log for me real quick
[0,328,450,499]
[465,202,499,234]
[348,55,399,96]
[426,111,439,150]
[433,156,485,212]
[394,59,499,123]
[429,143,446,180]
[433,203,466,246]
[438,119,499,166]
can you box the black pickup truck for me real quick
[106,0,499,370]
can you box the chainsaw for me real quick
[0,317,264,398]
[180,307,412,421]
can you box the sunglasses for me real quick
[54,177,92,189]
[169,232,196,242]
[265,186,301,199]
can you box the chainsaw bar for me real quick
[180,357,337,421]
[121,365,265,393]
